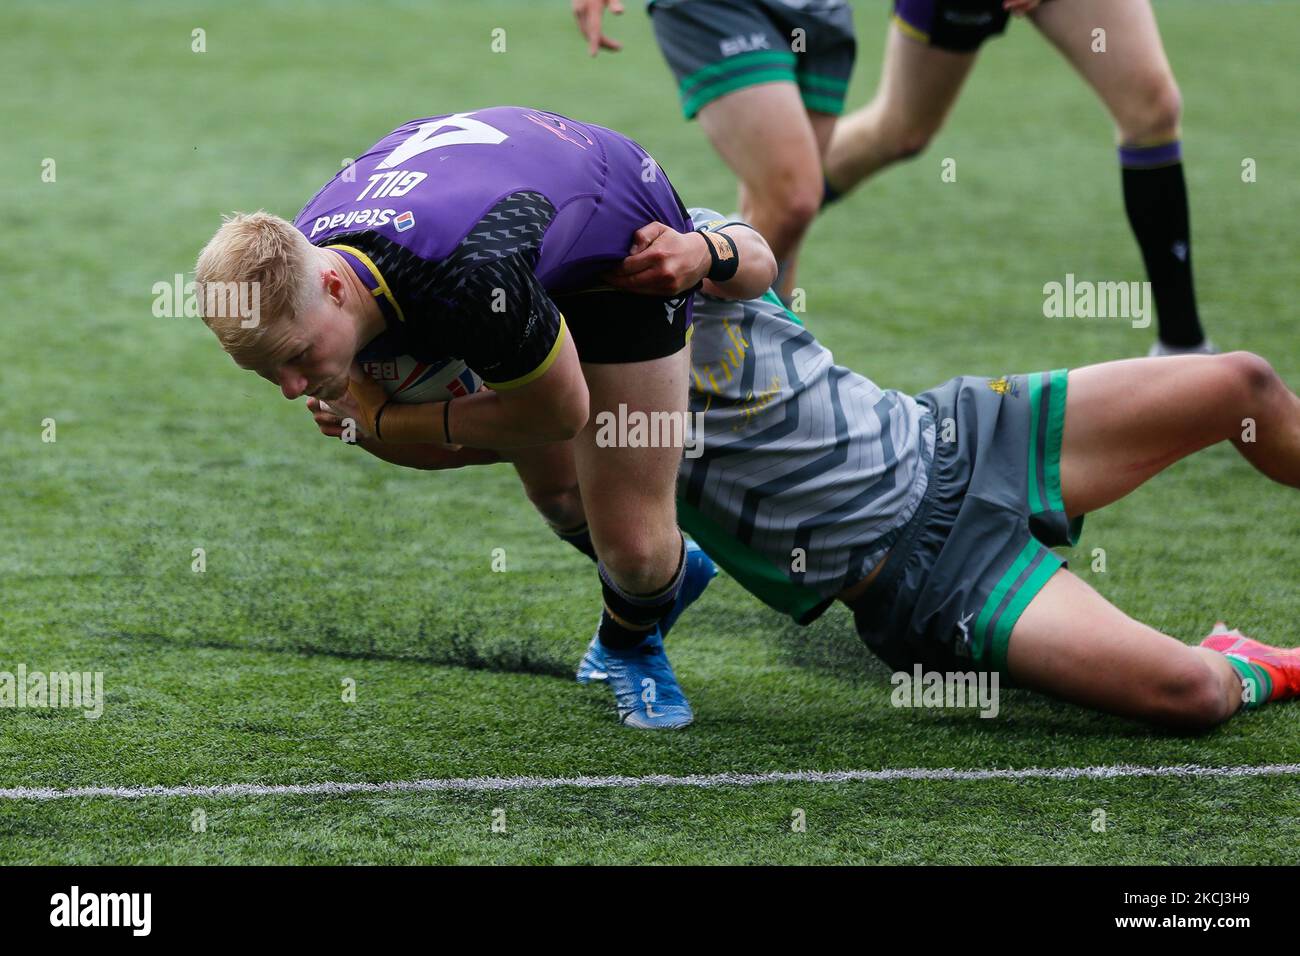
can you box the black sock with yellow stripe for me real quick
[596,535,687,650]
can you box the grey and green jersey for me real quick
[677,208,935,625]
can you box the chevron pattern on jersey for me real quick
[333,191,556,303]
[455,191,557,262]
[681,290,931,603]
[328,192,562,382]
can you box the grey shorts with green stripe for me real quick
[649,0,856,118]
[848,371,1084,676]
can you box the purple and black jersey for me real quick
[293,107,693,387]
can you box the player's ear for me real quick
[322,267,345,307]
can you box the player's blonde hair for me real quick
[193,211,322,363]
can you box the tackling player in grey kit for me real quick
[311,205,1300,730]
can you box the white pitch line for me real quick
[3,763,1299,801]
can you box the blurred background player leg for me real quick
[823,13,978,201]
[649,0,856,303]
[1030,0,1211,355]
[697,82,833,303]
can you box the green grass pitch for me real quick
[0,0,1297,864]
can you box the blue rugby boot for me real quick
[574,633,610,685]
[602,628,694,730]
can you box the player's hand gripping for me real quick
[603,221,711,296]
[306,395,350,439]
[572,0,625,56]
[307,364,386,440]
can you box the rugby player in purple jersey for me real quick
[194,107,776,728]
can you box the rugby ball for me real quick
[360,355,482,404]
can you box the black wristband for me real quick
[443,398,453,446]
[372,400,392,441]
[699,229,740,282]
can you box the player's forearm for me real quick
[448,386,588,447]
[357,437,503,470]
[700,226,778,301]
[377,388,584,449]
